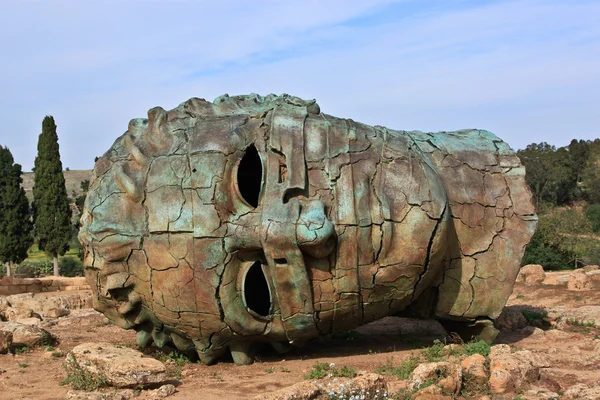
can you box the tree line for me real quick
[1,116,72,276]
[518,139,600,269]
[0,120,599,275]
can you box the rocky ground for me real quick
[0,268,599,400]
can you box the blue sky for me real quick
[1,0,598,171]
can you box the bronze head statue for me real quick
[79,94,536,364]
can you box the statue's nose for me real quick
[296,199,335,259]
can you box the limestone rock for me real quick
[253,380,320,400]
[488,350,543,394]
[5,292,91,318]
[254,372,386,400]
[461,354,489,385]
[3,305,35,321]
[516,265,546,285]
[496,308,528,331]
[66,389,137,400]
[583,265,599,273]
[567,270,592,291]
[524,388,560,399]
[542,274,569,286]
[408,362,462,395]
[15,317,43,326]
[412,384,454,399]
[489,367,514,394]
[0,330,12,353]
[0,322,53,348]
[489,344,511,358]
[66,342,168,388]
[151,384,176,398]
[563,383,600,399]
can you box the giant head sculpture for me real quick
[79,94,537,365]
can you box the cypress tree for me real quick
[32,116,71,276]
[0,146,33,276]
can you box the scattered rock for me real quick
[253,372,387,400]
[496,308,528,331]
[567,270,592,291]
[3,305,35,321]
[5,292,91,318]
[408,362,462,395]
[489,344,512,358]
[0,330,12,354]
[488,349,545,394]
[520,326,545,336]
[66,342,168,388]
[151,384,177,398]
[538,376,562,393]
[583,265,599,273]
[66,389,137,400]
[517,265,546,285]
[524,388,560,399]
[542,274,569,286]
[15,317,43,326]
[461,354,489,386]
[412,384,454,399]
[489,367,514,394]
[563,383,600,399]
[0,322,53,348]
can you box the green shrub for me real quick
[375,355,420,380]
[585,204,600,233]
[522,231,575,270]
[60,359,106,391]
[304,362,357,380]
[461,340,491,357]
[59,257,84,277]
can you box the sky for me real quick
[0,0,599,171]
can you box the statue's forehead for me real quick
[187,116,250,155]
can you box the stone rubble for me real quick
[66,342,168,388]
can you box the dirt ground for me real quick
[1,276,599,400]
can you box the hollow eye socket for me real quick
[236,144,262,208]
[243,260,271,317]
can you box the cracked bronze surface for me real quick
[78,93,537,365]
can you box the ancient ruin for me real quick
[78,94,537,365]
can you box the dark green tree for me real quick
[32,116,72,276]
[518,142,577,207]
[0,146,33,276]
[581,139,600,203]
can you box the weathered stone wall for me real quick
[0,277,90,295]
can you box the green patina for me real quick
[79,94,537,365]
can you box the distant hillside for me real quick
[21,169,93,203]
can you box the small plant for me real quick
[18,363,28,368]
[279,366,290,373]
[153,350,190,379]
[422,339,446,362]
[60,360,107,391]
[264,367,274,374]
[13,346,29,355]
[375,355,420,380]
[304,362,357,380]
[51,350,65,359]
[521,309,548,322]
[566,318,597,328]
[461,340,491,357]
